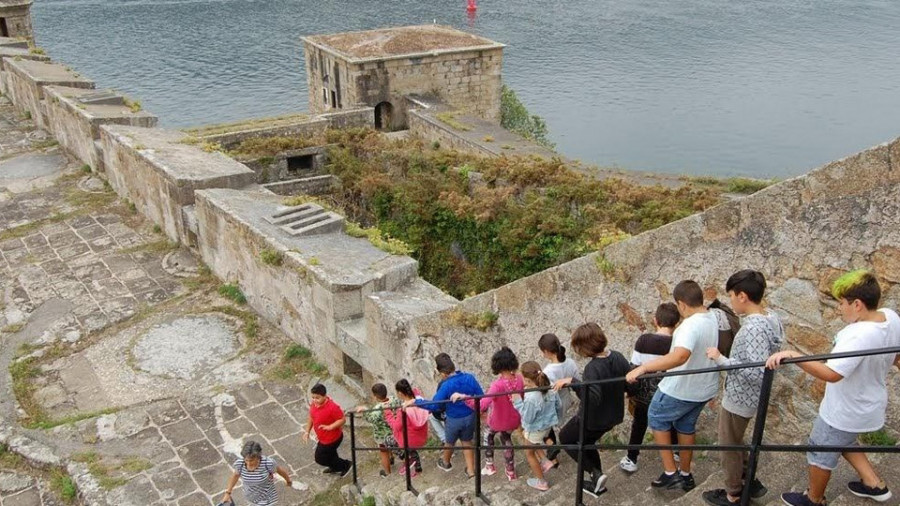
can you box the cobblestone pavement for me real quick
[0,98,363,505]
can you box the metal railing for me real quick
[347,346,900,506]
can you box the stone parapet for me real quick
[2,58,93,128]
[0,46,47,94]
[98,125,256,244]
[43,86,157,170]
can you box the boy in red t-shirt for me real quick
[302,383,351,476]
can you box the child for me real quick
[620,302,680,474]
[355,383,395,477]
[554,322,631,498]
[767,270,900,506]
[626,280,720,492]
[454,347,523,480]
[302,383,351,476]
[384,379,430,476]
[538,333,579,464]
[514,361,561,492]
[701,270,783,506]
[407,353,484,478]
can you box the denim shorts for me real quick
[647,391,707,434]
[444,413,476,445]
[807,415,859,470]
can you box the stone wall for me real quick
[380,138,900,437]
[262,174,335,196]
[0,0,34,41]
[99,125,256,244]
[0,46,47,94]
[194,107,373,150]
[44,86,158,170]
[407,109,496,157]
[2,58,94,129]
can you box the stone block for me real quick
[3,58,94,129]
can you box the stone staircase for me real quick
[341,444,900,505]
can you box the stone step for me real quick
[265,202,346,236]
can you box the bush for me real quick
[500,85,554,149]
[259,248,284,266]
[860,429,897,447]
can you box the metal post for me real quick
[349,412,358,488]
[474,397,483,498]
[575,383,587,506]
[400,408,412,493]
[740,368,776,506]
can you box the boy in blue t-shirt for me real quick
[405,353,484,479]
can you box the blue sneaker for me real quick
[781,491,825,506]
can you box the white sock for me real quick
[665,471,676,476]
[680,471,691,477]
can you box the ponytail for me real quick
[538,333,566,362]
[395,379,415,399]
[520,361,550,394]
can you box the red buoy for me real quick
[467,0,477,12]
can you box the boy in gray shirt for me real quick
[702,270,783,506]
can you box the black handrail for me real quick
[346,345,900,506]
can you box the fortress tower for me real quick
[302,25,504,131]
[0,0,34,43]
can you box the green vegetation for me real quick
[2,323,24,334]
[218,283,247,304]
[725,177,774,194]
[71,453,127,489]
[345,222,412,256]
[860,429,897,447]
[482,135,495,143]
[49,470,78,503]
[228,135,319,159]
[259,248,284,266]
[435,111,472,132]
[500,85,553,149]
[81,164,92,174]
[269,344,328,380]
[209,305,259,345]
[446,309,499,331]
[123,98,142,113]
[317,128,719,298]
[22,110,31,120]
[362,496,377,506]
[183,113,310,137]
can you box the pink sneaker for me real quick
[506,469,517,481]
[527,478,550,491]
[481,463,497,476]
[540,459,555,474]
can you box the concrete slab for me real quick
[133,315,239,380]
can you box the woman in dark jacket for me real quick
[553,322,630,499]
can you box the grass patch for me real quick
[268,344,328,380]
[80,164,92,174]
[183,113,311,138]
[123,98,141,113]
[725,177,775,194]
[184,263,217,292]
[259,248,284,267]
[594,255,615,277]
[435,112,472,132]
[362,496,377,506]
[309,487,343,506]
[29,47,46,55]
[0,213,68,241]
[50,469,78,503]
[71,452,128,490]
[599,433,623,447]
[120,457,153,473]
[32,139,59,149]
[2,323,24,333]
[345,222,412,256]
[218,284,247,304]
[228,135,320,159]
[208,305,259,345]
[860,429,897,447]
[27,407,122,430]
[445,309,499,332]
[482,135,494,143]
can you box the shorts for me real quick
[523,429,551,445]
[444,413,476,445]
[379,435,397,449]
[807,415,859,471]
[647,391,707,435]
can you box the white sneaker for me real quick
[619,456,638,473]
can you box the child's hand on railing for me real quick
[450,392,467,402]
[706,347,721,360]
[766,350,800,369]
[553,378,572,391]
[355,405,367,414]
[625,367,644,384]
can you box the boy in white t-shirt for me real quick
[767,270,900,506]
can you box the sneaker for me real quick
[619,456,638,473]
[681,473,696,492]
[582,473,609,499]
[481,463,497,476]
[506,469,517,481]
[748,477,768,499]
[702,489,739,506]
[399,466,406,476]
[322,468,339,474]
[651,471,683,489]
[527,477,550,491]
[546,448,560,461]
[437,459,453,472]
[781,491,825,506]
[415,463,423,474]
[379,470,388,478]
[540,459,555,474]
[409,466,418,478]
[465,470,476,480]
[339,466,351,478]
[848,481,892,502]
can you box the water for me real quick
[31,0,900,178]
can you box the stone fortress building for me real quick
[1,13,900,505]
[0,0,33,41]
[302,25,504,130]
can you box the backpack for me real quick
[708,299,740,357]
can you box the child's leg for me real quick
[483,428,496,464]
[808,465,831,504]
[627,401,649,463]
[410,450,421,471]
[843,451,885,488]
[525,448,544,481]
[460,440,476,475]
[675,432,695,474]
[652,429,677,473]
[544,428,559,462]
[379,447,392,474]
[501,431,515,473]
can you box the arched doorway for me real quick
[374,101,393,131]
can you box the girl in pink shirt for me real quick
[456,347,522,480]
